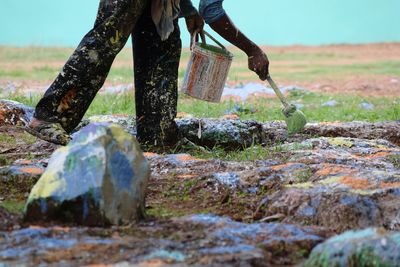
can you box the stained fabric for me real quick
[151,0,180,41]
[34,0,181,146]
[134,4,181,146]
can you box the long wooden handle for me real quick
[266,74,289,108]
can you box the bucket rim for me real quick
[193,42,234,59]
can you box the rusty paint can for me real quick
[181,32,233,103]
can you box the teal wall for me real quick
[1,0,399,47]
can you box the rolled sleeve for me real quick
[199,0,226,24]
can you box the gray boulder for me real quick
[304,228,400,267]
[24,123,149,226]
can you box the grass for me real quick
[0,134,16,146]
[388,155,400,168]
[0,200,25,214]
[1,46,399,83]
[5,89,400,123]
[0,155,12,166]
[2,59,399,84]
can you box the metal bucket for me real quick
[181,31,234,103]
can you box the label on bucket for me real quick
[181,43,233,103]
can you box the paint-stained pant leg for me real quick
[34,0,148,133]
[133,5,182,146]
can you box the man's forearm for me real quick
[209,14,259,57]
[199,0,269,79]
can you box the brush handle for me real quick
[266,74,290,109]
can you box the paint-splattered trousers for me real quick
[34,0,182,146]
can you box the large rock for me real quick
[304,228,400,267]
[210,137,400,232]
[177,118,263,149]
[304,121,400,146]
[24,123,149,226]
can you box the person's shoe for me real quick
[25,120,71,146]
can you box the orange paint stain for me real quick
[176,112,192,118]
[176,155,204,162]
[112,114,129,118]
[315,164,354,177]
[57,89,77,113]
[52,226,71,232]
[380,182,400,189]
[143,152,159,157]
[271,163,297,171]
[20,167,44,175]
[18,159,33,165]
[363,152,392,159]
[134,260,166,267]
[30,225,46,230]
[221,114,240,120]
[319,121,342,126]
[340,176,372,189]
[176,174,198,179]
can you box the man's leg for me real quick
[32,0,148,134]
[133,5,182,147]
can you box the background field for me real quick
[0,43,399,122]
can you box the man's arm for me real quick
[200,0,269,80]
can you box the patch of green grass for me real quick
[8,91,399,123]
[0,66,61,80]
[20,132,38,145]
[296,168,314,183]
[0,155,12,166]
[388,155,400,169]
[0,200,25,214]
[0,46,73,62]
[86,91,136,116]
[0,134,16,146]
[186,144,287,162]
[145,204,189,218]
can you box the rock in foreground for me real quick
[304,228,400,267]
[24,123,149,226]
[0,214,329,266]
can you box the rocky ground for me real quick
[0,99,400,266]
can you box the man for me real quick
[27,0,269,148]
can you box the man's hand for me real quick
[185,12,205,48]
[248,48,269,81]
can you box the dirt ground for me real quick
[238,43,400,96]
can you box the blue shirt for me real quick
[180,0,226,24]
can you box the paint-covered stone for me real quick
[177,118,263,149]
[304,228,400,267]
[24,123,149,226]
[256,137,400,232]
[76,115,400,147]
[0,99,33,126]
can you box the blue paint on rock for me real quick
[109,151,134,190]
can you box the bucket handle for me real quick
[191,30,228,51]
